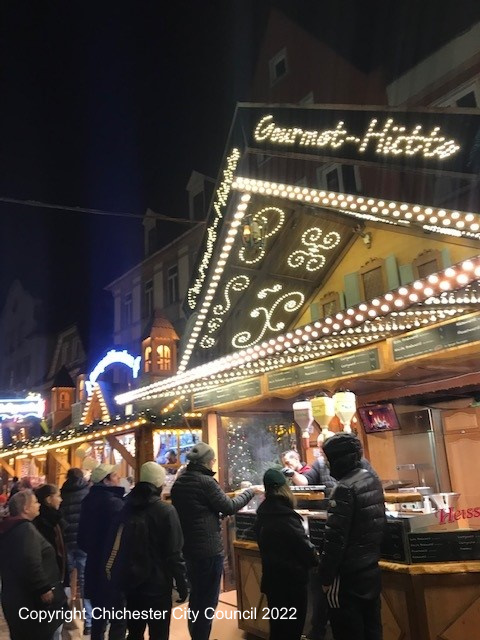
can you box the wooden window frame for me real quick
[318,291,340,318]
[412,249,442,280]
[359,258,386,301]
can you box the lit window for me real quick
[144,346,152,372]
[269,48,288,86]
[60,392,67,410]
[156,344,171,371]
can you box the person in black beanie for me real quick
[319,433,385,640]
[255,468,319,640]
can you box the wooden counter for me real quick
[380,559,480,640]
[234,541,480,640]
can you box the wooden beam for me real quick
[106,436,136,470]
[0,457,16,477]
[50,450,71,473]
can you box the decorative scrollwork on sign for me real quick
[287,227,341,272]
[232,285,305,349]
[213,275,250,315]
[199,275,251,349]
[238,206,286,265]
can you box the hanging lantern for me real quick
[293,400,313,446]
[311,395,336,443]
[333,390,357,434]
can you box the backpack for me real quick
[106,506,155,590]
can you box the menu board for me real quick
[381,520,408,563]
[392,315,480,362]
[234,512,257,542]
[267,348,380,392]
[307,517,327,553]
[408,530,480,563]
[193,378,262,409]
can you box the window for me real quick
[123,293,132,327]
[269,48,288,86]
[435,80,480,108]
[60,392,67,410]
[144,280,153,317]
[359,258,385,300]
[156,344,171,371]
[317,163,361,194]
[144,346,152,372]
[413,250,442,279]
[167,265,179,304]
[319,292,340,318]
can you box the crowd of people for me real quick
[0,433,384,640]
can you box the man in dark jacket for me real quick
[77,464,125,640]
[0,490,65,640]
[107,462,188,640]
[61,467,92,634]
[171,442,262,640]
[319,433,385,640]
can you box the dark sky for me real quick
[1,0,479,356]
[0,0,267,354]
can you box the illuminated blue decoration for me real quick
[86,349,141,396]
[0,394,45,420]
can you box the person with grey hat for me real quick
[171,442,262,640]
[77,464,125,640]
[105,462,188,640]
[255,468,319,640]
[319,433,385,640]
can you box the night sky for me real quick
[1,0,479,356]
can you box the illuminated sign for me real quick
[86,349,141,395]
[0,395,45,420]
[254,114,460,160]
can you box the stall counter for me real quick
[234,541,480,640]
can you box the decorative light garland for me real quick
[287,227,341,272]
[238,206,285,265]
[232,177,480,239]
[117,256,480,405]
[187,149,241,311]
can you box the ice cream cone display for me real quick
[333,390,357,433]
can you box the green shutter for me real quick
[344,273,361,306]
[441,248,451,268]
[385,255,400,290]
[310,302,321,321]
[399,264,414,285]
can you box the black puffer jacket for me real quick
[60,477,90,549]
[171,462,255,558]
[319,434,385,593]
[255,495,318,594]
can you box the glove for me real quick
[281,467,295,478]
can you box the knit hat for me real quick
[263,468,287,489]
[186,442,215,464]
[90,464,119,484]
[140,462,166,488]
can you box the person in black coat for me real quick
[171,442,262,640]
[319,433,385,640]
[0,490,66,640]
[60,468,92,633]
[77,464,125,640]
[255,468,319,640]
[34,484,67,585]
[106,462,188,640]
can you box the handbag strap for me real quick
[105,523,124,581]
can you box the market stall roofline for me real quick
[115,256,480,405]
